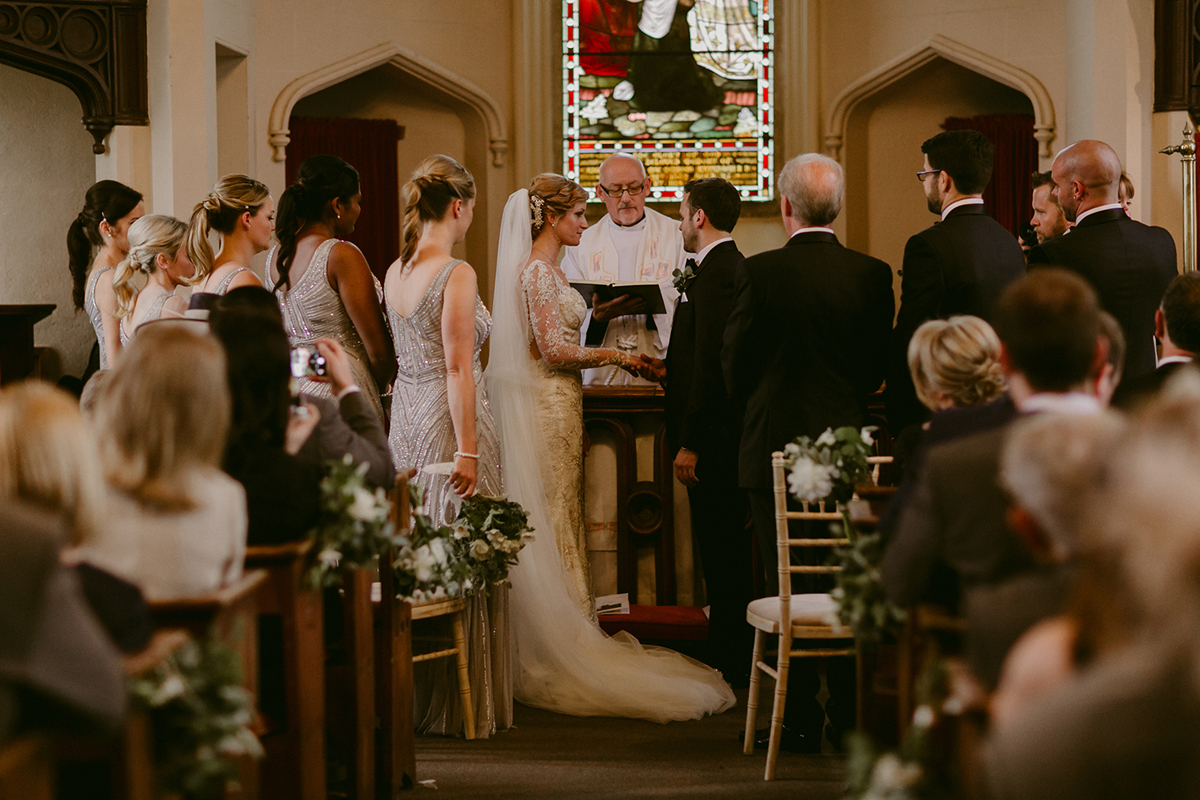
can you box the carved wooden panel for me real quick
[1155,0,1200,116]
[0,1,148,153]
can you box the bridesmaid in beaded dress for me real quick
[185,175,271,310]
[266,155,394,421]
[384,154,509,738]
[112,216,193,345]
[68,181,144,369]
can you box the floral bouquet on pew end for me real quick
[305,455,396,589]
[392,484,473,603]
[128,636,262,800]
[450,495,535,595]
[783,425,877,505]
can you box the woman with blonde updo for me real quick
[907,314,1006,412]
[267,155,393,421]
[483,174,734,724]
[186,174,270,308]
[384,154,508,738]
[112,215,193,346]
[82,324,247,601]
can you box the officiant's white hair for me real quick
[598,152,647,181]
[778,153,844,226]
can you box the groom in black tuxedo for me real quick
[722,153,894,752]
[641,178,754,685]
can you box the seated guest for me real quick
[0,382,151,653]
[216,287,394,487]
[209,302,321,545]
[82,326,247,600]
[1112,270,1200,410]
[966,411,1124,691]
[982,388,1200,800]
[0,502,126,739]
[882,269,1106,609]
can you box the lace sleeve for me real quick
[521,260,628,370]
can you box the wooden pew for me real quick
[328,567,375,799]
[0,735,54,800]
[147,571,268,800]
[376,474,416,796]
[242,542,325,800]
[120,629,192,800]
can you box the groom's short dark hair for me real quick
[683,178,741,233]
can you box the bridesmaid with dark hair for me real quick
[265,155,394,420]
[67,181,145,369]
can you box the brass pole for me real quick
[1161,118,1197,273]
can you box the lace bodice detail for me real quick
[521,259,624,371]
[389,259,492,385]
[85,266,113,369]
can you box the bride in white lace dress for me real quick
[486,175,736,722]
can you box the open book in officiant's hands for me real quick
[569,280,667,315]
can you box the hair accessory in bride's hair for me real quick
[529,194,545,229]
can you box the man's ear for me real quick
[694,207,708,230]
[1005,505,1056,563]
[1155,307,1167,341]
[938,169,954,195]
[998,343,1014,376]
[781,194,793,220]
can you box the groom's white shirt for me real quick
[562,208,686,386]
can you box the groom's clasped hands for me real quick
[629,353,666,383]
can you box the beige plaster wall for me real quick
[0,64,103,380]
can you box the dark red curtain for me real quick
[285,117,400,281]
[942,114,1037,236]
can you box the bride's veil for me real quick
[485,189,735,721]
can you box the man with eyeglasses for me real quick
[563,153,686,386]
[885,129,1026,434]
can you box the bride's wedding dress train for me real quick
[486,189,735,723]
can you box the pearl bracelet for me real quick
[454,451,479,460]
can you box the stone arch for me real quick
[268,41,508,166]
[824,35,1056,162]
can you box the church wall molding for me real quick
[824,34,1057,161]
[267,41,509,167]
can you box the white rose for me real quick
[348,487,381,522]
[317,548,341,568]
[428,537,448,566]
[470,539,493,561]
[450,520,471,540]
[783,442,801,458]
[787,457,834,503]
[861,428,875,447]
[815,429,837,448]
[413,545,436,583]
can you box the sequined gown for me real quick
[520,259,633,619]
[84,265,114,369]
[386,258,510,738]
[267,239,385,421]
[118,289,178,346]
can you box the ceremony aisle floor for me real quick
[413,689,847,798]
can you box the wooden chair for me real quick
[0,735,54,800]
[376,474,417,795]
[743,452,854,781]
[242,542,325,800]
[409,597,475,740]
[147,570,267,800]
[897,605,966,736]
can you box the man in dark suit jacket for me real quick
[883,269,1107,609]
[1027,139,1178,380]
[641,178,753,685]
[723,153,894,751]
[1112,270,1200,410]
[887,130,1027,432]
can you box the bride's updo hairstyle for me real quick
[274,155,360,292]
[528,173,587,241]
[186,174,270,282]
[112,214,189,319]
[67,180,143,310]
[907,314,1006,411]
[400,154,475,266]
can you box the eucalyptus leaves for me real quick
[450,495,535,594]
[305,455,396,589]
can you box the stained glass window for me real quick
[563,0,774,202]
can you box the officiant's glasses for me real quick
[916,169,942,183]
[598,182,647,198]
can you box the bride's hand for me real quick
[450,455,477,498]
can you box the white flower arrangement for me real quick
[393,484,473,603]
[451,495,535,595]
[305,455,396,589]
[783,425,877,506]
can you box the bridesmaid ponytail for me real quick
[67,181,143,310]
[399,155,475,266]
[274,155,359,293]
[112,215,188,319]
[187,174,270,283]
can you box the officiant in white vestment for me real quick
[562,153,686,386]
